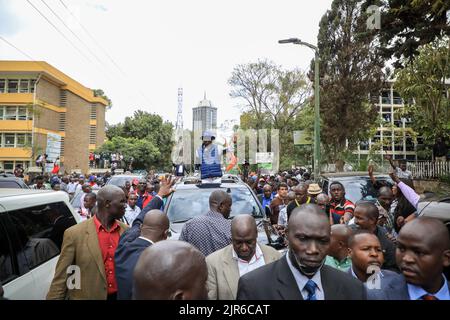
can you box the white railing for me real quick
[407,161,450,180]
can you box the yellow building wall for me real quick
[0,148,32,159]
[0,120,33,131]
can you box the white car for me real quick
[0,189,80,299]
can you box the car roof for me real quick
[110,174,143,178]
[0,189,74,214]
[320,172,390,179]
[418,201,450,222]
[174,182,248,190]
[0,188,54,198]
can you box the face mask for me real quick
[289,248,324,277]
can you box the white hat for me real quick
[201,130,215,141]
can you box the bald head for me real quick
[399,217,450,251]
[209,190,231,207]
[328,224,352,260]
[231,215,258,262]
[209,190,232,218]
[133,240,207,300]
[316,193,329,203]
[97,185,124,207]
[289,204,330,229]
[396,217,450,291]
[231,215,257,239]
[140,210,170,243]
[96,185,126,220]
[378,186,393,197]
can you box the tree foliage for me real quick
[311,0,386,163]
[230,60,312,168]
[374,0,450,68]
[229,59,312,131]
[93,89,113,109]
[99,110,174,170]
[394,38,450,144]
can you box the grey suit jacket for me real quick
[237,255,367,300]
[206,243,282,300]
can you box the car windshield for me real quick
[336,177,393,204]
[108,176,139,187]
[167,186,263,223]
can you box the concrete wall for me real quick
[33,106,60,131]
[36,78,60,106]
[64,91,90,173]
[96,103,106,147]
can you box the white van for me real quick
[0,189,80,299]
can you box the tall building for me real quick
[356,80,416,160]
[0,61,108,174]
[192,93,217,133]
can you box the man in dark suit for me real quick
[352,202,397,271]
[115,209,170,300]
[369,218,450,300]
[237,204,367,300]
[347,230,399,291]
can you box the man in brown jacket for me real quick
[269,183,289,225]
[47,185,128,300]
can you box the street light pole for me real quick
[278,38,321,180]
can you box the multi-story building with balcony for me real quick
[0,61,108,174]
[356,80,417,161]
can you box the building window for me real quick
[19,79,30,93]
[90,125,96,144]
[5,106,17,120]
[0,106,3,119]
[0,79,5,93]
[7,79,19,93]
[30,79,36,93]
[2,161,14,171]
[90,104,97,119]
[4,133,15,147]
[16,133,26,147]
[18,107,27,120]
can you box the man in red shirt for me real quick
[47,185,128,300]
[329,181,355,224]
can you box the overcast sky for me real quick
[0,0,333,128]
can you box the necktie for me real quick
[421,294,438,300]
[304,279,317,300]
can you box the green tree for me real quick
[311,0,386,167]
[374,0,450,68]
[100,110,174,171]
[229,60,312,168]
[394,38,450,145]
[93,89,113,109]
[96,136,160,171]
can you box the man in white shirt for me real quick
[123,193,141,226]
[206,214,281,300]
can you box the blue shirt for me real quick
[262,194,274,208]
[407,275,450,300]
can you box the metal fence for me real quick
[407,161,450,180]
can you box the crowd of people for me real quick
[88,151,133,171]
[1,152,448,301]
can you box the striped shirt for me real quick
[330,198,355,216]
